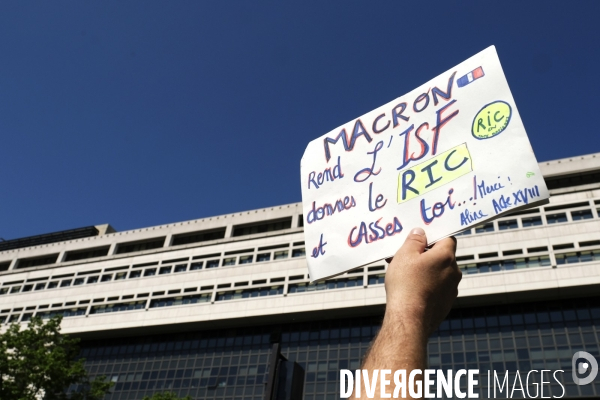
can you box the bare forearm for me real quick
[364,311,427,371]
[352,311,428,399]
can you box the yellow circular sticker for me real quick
[471,100,512,139]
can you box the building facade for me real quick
[0,152,599,399]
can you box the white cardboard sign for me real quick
[300,46,549,282]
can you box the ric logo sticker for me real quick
[471,100,512,139]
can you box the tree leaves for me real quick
[0,315,113,400]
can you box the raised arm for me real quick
[352,227,462,399]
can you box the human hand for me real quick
[384,228,462,339]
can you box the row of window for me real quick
[150,294,212,308]
[455,202,599,236]
[215,286,283,301]
[107,377,264,398]
[459,255,551,274]
[455,239,600,264]
[0,244,306,296]
[108,365,266,383]
[0,274,387,324]
[556,250,600,265]
[0,266,371,317]
[457,249,600,272]
[288,276,364,293]
[0,216,303,273]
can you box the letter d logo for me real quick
[572,351,598,385]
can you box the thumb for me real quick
[399,227,428,255]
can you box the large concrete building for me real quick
[1,152,599,399]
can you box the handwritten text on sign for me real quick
[300,46,549,281]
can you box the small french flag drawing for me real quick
[457,67,484,87]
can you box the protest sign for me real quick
[300,46,549,282]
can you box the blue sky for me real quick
[0,1,598,239]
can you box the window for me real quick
[87,276,99,284]
[546,170,600,189]
[546,213,567,224]
[172,228,226,246]
[0,262,10,272]
[73,278,85,286]
[16,254,59,269]
[206,260,219,269]
[503,250,523,256]
[571,210,593,220]
[101,274,113,282]
[22,284,33,292]
[77,269,101,276]
[115,272,127,280]
[522,216,542,227]
[129,270,142,279]
[161,257,188,265]
[257,253,270,262]
[174,264,187,273]
[474,223,494,233]
[498,219,518,230]
[368,274,385,285]
[47,281,59,289]
[60,280,72,287]
[232,217,292,237]
[224,248,254,256]
[105,266,128,272]
[10,286,21,294]
[553,243,574,250]
[190,262,203,271]
[144,269,157,277]
[159,267,172,275]
[34,283,46,291]
[222,257,236,266]
[239,255,253,264]
[455,229,472,236]
[192,253,221,260]
[115,238,165,254]
[479,252,498,259]
[274,251,288,260]
[580,240,600,247]
[528,246,548,253]
[64,246,110,262]
[292,248,306,258]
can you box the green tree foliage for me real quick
[0,315,112,400]
[142,392,192,400]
